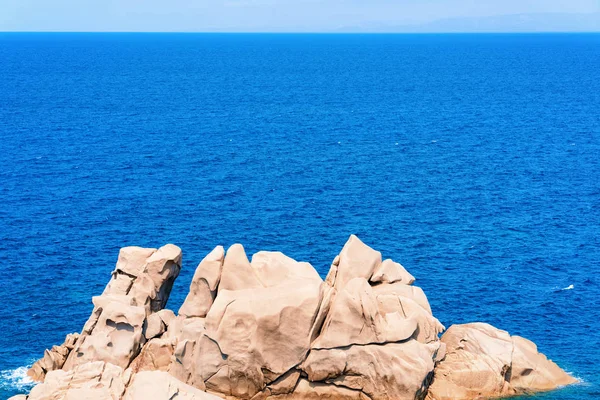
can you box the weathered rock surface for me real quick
[60,244,181,372]
[22,236,575,400]
[27,361,129,400]
[324,235,381,291]
[370,259,415,285]
[426,323,578,400]
[169,245,323,399]
[179,246,224,318]
[124,371,222,400]
[27,333,79,382]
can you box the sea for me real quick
[0,33,598,399]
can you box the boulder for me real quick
[218,244,263,291]
[61,244,181,371]
[371,283,433,315]
[302,341,441,400]
[370,259,415,285]
[275,378,368,400]
[312,278,422,349]
[306,236,444,400]
[509,335,578,392]
[103,244,181,314]
[179,246,225,318]
[129,338,175,373]
[63,295,146,370]
[27,332,79,382]
[123,370,222,400]
[250,251,322,287]
[324,235,382,291]
[426,323,577,400]
[145,309,176,340]
[27,361,128,400]
[168,247,323,399]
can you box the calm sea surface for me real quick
[0,33,599,399]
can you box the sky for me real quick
[1,0,599,32]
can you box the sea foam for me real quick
[0,366,35,392]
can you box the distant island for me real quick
[335,12,600,33]
[13,235,576,399]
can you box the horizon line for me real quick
[2,30,600,34]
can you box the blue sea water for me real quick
[0,33,599,399]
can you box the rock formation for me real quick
[13,235,576,400]
[27,333,79,382]
[425,323,578,400]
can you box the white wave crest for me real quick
[0,366,35,392]
[562,284,574,290]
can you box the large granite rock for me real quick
[28,244,181,381]
[178,246,224,318]
[21,236,576,400]
[169,245,324,399]
[426,323,578,400]
[302,236,443,400]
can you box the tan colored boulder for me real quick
[250,251,322,287]
[370,259,415,285]
[267,368,301,395]
[145,309,176,340]
[113,246,157,277]
[104,244,182,314]
[168,247,323,399]
[62,245,181,372]
[124,370,223,400]
[277,378,368,400]
[426,323,513,400]
[28,333,79,382]
[426,323,577,400]
[218,244,263,291]
[184,282,322,398]
[324,235,382,291]
[313,276,443,349]
[371,282,433,315]
[303,341,441,400]
[179,246,225,318]
[128,244,182,314]
[63,295,146,370]
[27,361,128,400]
[509,335,578,393]
[129,338,175,373]
[313,278,418,349]
[7,396,27,400]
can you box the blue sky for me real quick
[1,0,599,32]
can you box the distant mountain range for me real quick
[337,12,600,33]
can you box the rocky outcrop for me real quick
[60,244,182,372]
[168,246,324,399]
[20,236,576,400]
[25,244,182,384]
[426,323,578,400]
[27,333,79,381]
[26,361,129,400]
